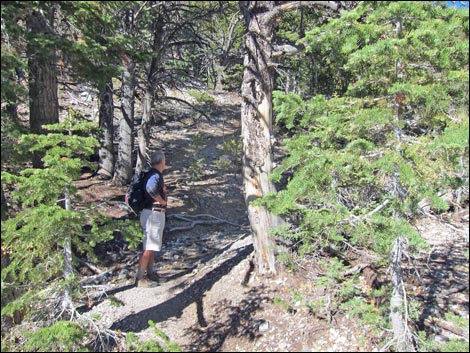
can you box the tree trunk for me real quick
[239,1,283,275]
[97,81,115,179]
[61,190,74,316]
[113,59,135,185]
[389,237,416,352]
[27,10,59,168]
[135,21,164,175]
[135,86,153,175]
[1,186,7,221]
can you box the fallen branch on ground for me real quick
[341,262,372,277]
[77,257,103,275]
[80,269,115,285]
[423,317,469,342]
[167,213,246,232]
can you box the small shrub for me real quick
[215,155,234,172]
[188,134,209,152]
[188,158,206,181]
[276,251,297,272]
[23,321,87,352]
[188,90,215,105]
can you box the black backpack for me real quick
[125,169,156,215]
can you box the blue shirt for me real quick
[145,171,166,208]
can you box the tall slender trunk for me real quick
[1,186,7,222]
[113,59,135,185]
[61,190,73,316]
[135,21,164,175]
[97,81,115,179]
[239,1,283,275]
[135,86,153,175]
[27,10,59,168]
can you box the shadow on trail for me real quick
[110,243,254,333]
[185,285,271,352]
[416,236,469,331]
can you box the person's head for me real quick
[150,151,166,172]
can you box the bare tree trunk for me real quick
[61,190,74,316]
[27,10,59,168]
[113,58,135,186]
[135,21,164,175]
[135,87,153,175]
[239,1,283,275]
[238,1,340,275]
[97,81,115,179]
[389,237,415,352]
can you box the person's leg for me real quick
[145,212,165,280]
[137,250,153,280]
[146,251,155,275]
[137,209,152,281]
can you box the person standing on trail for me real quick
[136,151,169,287]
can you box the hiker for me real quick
[136,151,169,287]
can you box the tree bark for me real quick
[239,1,282,275]
[26,10,59,168]
[97,81,115,179]
[135,20,164,175]
[239,1,340,275]
[113,58,135,185]
[1,186,8,221]
[389,237,415,352]
[135,86,153,175]
[61,190,74,316]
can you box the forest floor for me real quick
[72,90,469,352]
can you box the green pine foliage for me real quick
[267,1,469,257]
[22,320,87,352]
[1,114,114,318]
[266,3,468,346]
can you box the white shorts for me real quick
[140,209,165,251]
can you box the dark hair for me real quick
[150,151,165,166]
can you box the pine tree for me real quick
[1,113,114,319]
[265,4,468,346]
[268,2,468,256]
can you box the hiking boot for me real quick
[147,272,160,283]
[136,278,159,288]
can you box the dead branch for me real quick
[367,199,390,217]
[167,219,227,232]
[423,317,469,342]
[421,210,468,236]
[440,284,468,297]
[166,213,245,233]
[342,241,379,261]
[167,213,245,232]
[164,96,212,121]
[77,257,103,275]
[341,262,372,277]
[80,269,115,285]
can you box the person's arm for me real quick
[147,173,167,206]
[155,194,167,206]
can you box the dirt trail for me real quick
[75,91,468,352]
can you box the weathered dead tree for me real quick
[239,1,340,275]
[389,237,416,352]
